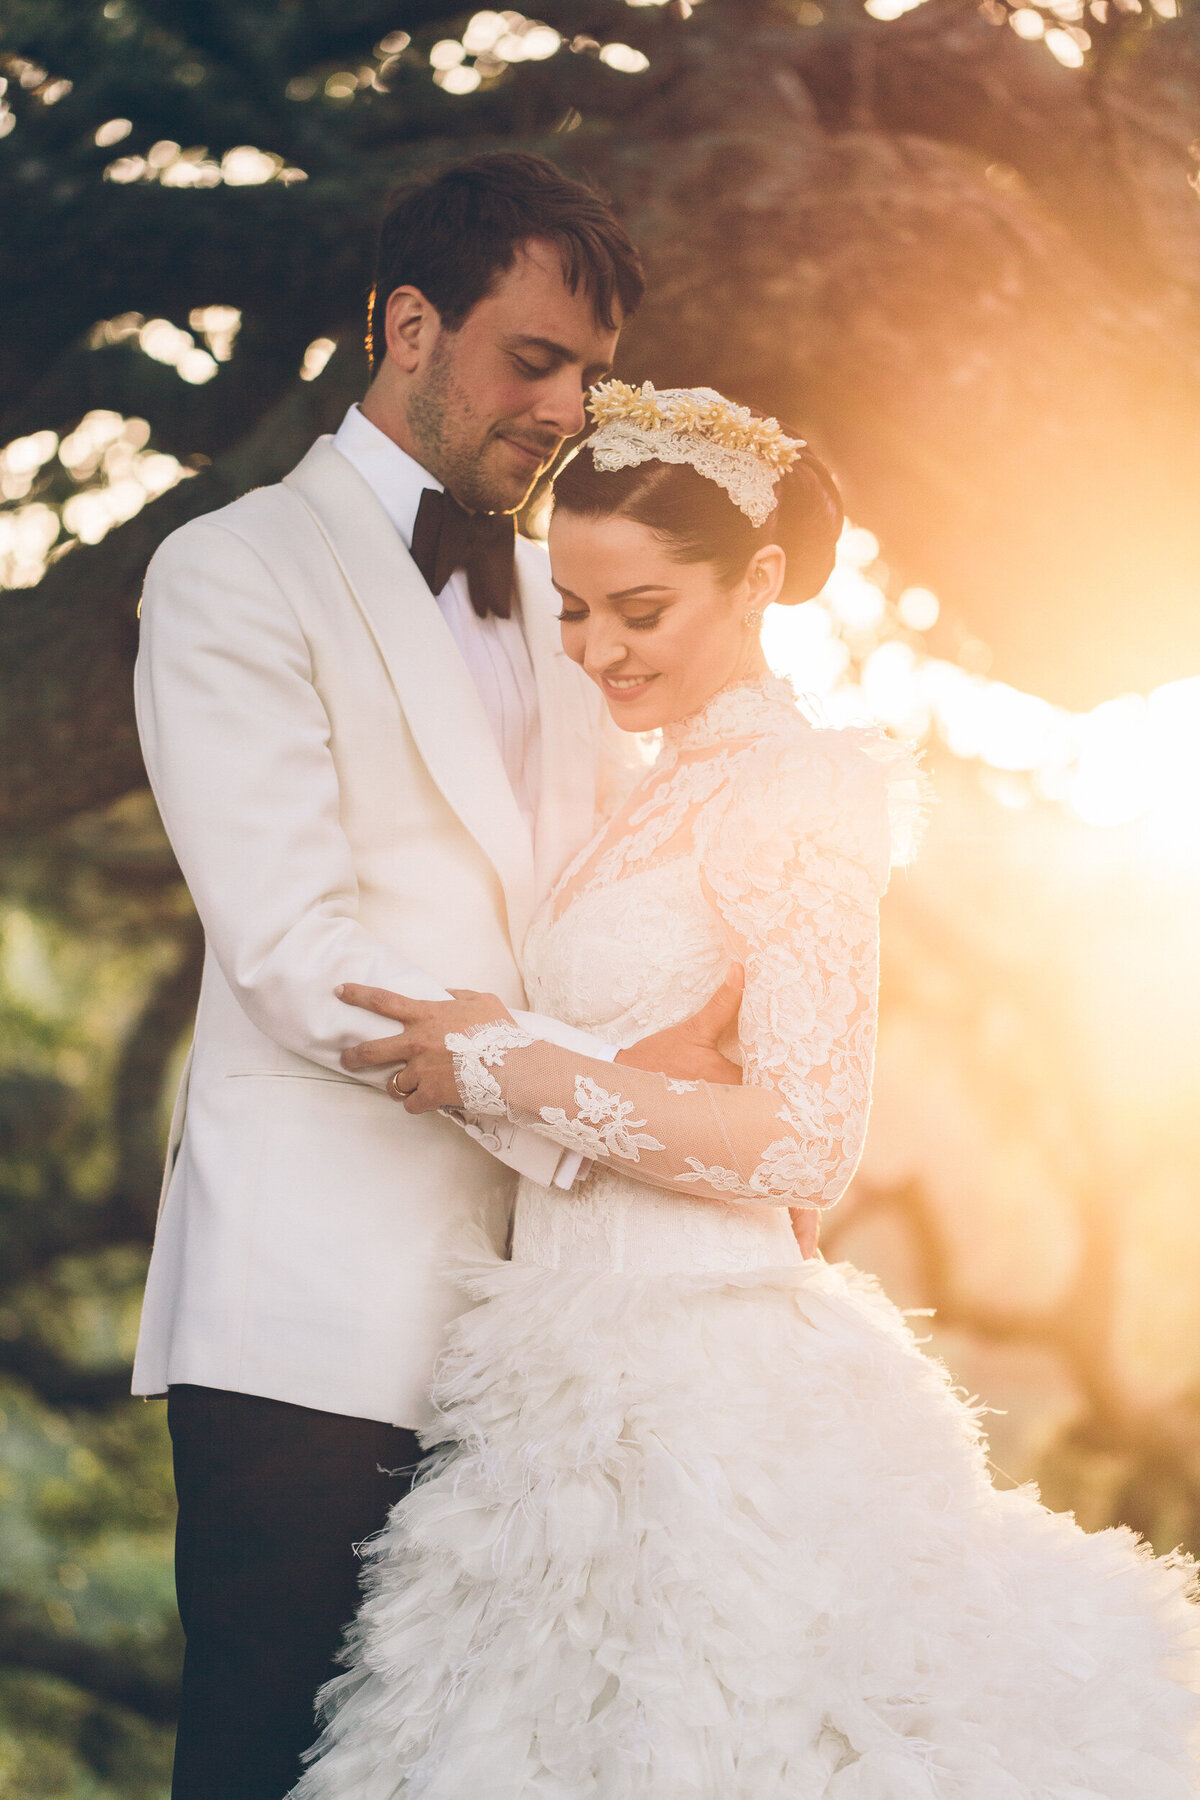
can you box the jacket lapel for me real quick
[284,438,536,946]
[517,538,604,903]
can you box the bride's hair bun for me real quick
[768,440,844,602]
[551,411,843,604]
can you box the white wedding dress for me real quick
[295,674,1200,1799]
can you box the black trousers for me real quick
[167,1384,423,1800]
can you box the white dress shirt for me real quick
[333,405,542,832]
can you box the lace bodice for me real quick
[450,675,921,1275]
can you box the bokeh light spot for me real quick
[898,587,940,631]
[300,338,337,382]
[221,145,281,185]
[436,65,483,92]
[1,412,192,586]
[599,42,650,71]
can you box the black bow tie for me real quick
[410,487,517,621]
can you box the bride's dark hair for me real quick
[550,419,843,603]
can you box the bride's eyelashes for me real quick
[555,608,665,632]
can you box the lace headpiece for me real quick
[584,381,805,528]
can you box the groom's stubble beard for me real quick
[406,331,556,515]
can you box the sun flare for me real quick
[764,525,1200,864]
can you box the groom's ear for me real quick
[382,285,441,374]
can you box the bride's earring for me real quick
[742,605,764,631]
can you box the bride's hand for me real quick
[336,985,514,1113]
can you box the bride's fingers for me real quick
[791,1207,820,1258]
[684,964,744,1039]
[341,1029,409,1072]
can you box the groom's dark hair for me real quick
[367,152,644,372]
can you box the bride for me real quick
[294,383,1200,1798]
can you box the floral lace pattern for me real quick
[548,751,737,927]
[445,1020,534,1113]
[540,1076,666,1163]
[446,675,923,1252]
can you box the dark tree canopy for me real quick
[1,0,1199,840]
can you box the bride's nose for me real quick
[582,616,632,678]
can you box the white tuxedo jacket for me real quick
[132,437,615,1428]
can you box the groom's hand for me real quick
[337,985,510,1112]
[615,964,745,1087]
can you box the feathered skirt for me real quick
[293,1251,1200,1797]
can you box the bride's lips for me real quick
[599,672,660,705]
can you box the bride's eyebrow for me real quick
[550,582,676,604]
[606,585,675,601]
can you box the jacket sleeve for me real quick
[135,516,608,1181]
[442,733,909,1209]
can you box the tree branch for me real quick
[0,1339,133,1410]
[0,346,362,837]
[0,1171,151,1302]
[0,1591,179,1725]
[0,909,203,1302]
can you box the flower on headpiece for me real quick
[629,388,665,431]
[588,381,803,474]
[583,380,808,526]
[588,379,659,429]
[667,393,712,434]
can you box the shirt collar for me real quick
[331,403,442,549]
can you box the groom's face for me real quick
[401,240,620,514]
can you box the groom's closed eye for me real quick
[503,336,612,390]
[512,354,556,380]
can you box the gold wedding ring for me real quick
[388,1068,407,1099]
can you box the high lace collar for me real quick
[661,672,803,752]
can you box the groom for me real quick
[133,152,746,1799]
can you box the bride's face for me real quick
[548,511,783,732]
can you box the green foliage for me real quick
[0,1670,174,1798]
[0,795,189,1785]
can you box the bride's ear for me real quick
[738,544,786,611]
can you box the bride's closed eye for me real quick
[556,608,664,631]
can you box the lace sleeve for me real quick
[445,729,917,1210]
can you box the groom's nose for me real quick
[530,370,588,442]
